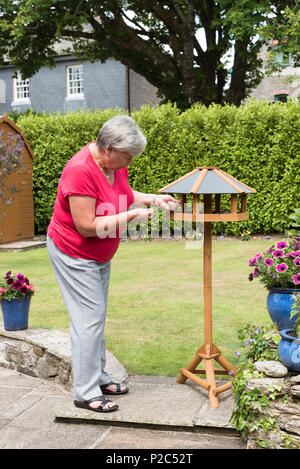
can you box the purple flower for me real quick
[228,370,234,375]
[248,258,256,267]
[234,352,241,357]
[294,258,300,267]
[5,271,12,279]
[248,273,254,281]
[273,250,284,258]
[292,274,300,286]
[277,241,287,250]
[266,245,275,254]
[255,327,261,334]
[20,285,28,294]
[6,277,14,285]
[244,339,253,346]
[16,273,25,283]
[264,258,274,267]
[253,267,260,277]
[276,263,288,273]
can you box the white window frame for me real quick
[66,64,84,99]
[12,71,30,104]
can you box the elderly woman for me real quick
[47,115,177,413]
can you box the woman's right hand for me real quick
[132,208,153,221]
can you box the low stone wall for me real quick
[245,360,300,449]
[0,323,127,391]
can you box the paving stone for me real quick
[0,418,12,430]
[95,426,246,449]
[0,368,43,388]
[53,381,206,427]
[0,423,109,449]
[0,387,30,412]
[0,394,44,419]
[9,395,71,429]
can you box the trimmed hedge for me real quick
[16,100,300,235]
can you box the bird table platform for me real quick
[159,167,256,408]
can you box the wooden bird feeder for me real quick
[159,167,256,408]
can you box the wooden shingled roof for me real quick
[159,167,256,195]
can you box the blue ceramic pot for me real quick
[267,287,299,331]
[1,296,31,331]
[278,329,300,372]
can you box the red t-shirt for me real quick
[47,143,134,262]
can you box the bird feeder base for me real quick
[176,343,238,408]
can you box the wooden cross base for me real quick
[176,343,238,408]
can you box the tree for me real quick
[258,4,300,76]
[0,0,299,109]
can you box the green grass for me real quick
[0,237,276,377]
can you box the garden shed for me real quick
[0,113,35,244]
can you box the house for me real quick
[0,40,160,115]
[248,43,300,102]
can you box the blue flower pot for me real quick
[267,287,299,331]
[1,296,31,331]
[278,329,300,372]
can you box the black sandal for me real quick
[74,396,119,412]
[100,381,129,395]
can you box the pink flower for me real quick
[294,258,300,267]
[264,258,274,267]
[276,263,288,273]
[27,285,34,292]
[291,251,300,258]
[248,258,256,267]
[255,253,262,261]
[12,281,22,289]
[273,250,284,258]
[292,274,300,285]
[277,241,287,249]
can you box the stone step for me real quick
[53,375,238,436]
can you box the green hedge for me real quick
[16,100,300,235]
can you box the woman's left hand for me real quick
[152,194,179,211]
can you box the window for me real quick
[13,72,30,102]
[274,49,290,66]
[274,93,288,103]
[67,64,84,98]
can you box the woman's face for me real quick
[106,147,134,169]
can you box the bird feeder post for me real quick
[159,167,256,408]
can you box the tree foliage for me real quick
[0,1,299,108]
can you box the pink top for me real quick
[47,143,134,262]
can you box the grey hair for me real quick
[96,115,147,157]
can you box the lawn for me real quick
[0,237,278,377]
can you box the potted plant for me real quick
[248,237,300,330]
[278,293,300,372]
[0,271,34,331]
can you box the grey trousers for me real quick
[47,235,111,401]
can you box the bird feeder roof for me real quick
[159,167,256,195]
